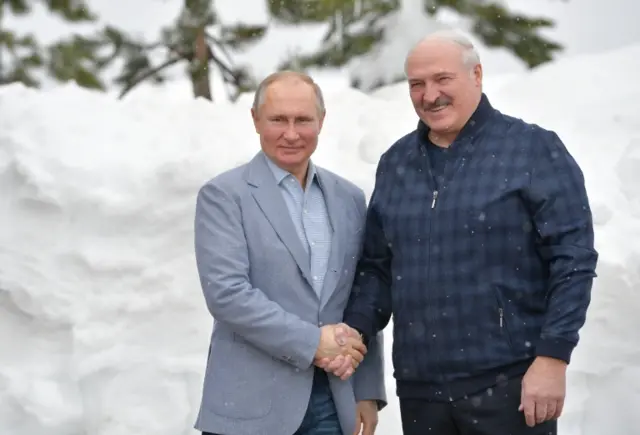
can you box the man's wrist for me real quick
[535,355,568,368]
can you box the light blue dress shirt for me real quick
[265,154,333,297]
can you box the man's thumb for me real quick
[335,326,347,345]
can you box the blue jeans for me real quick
[203,368,341,435]
[294,368,341,435]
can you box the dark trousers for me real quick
[204,368,341,435]
[400,375,557,435]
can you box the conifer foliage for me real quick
[270,0,562,90]
[1,0,265,100]
[1,0,103,89]
[1,0,564,97]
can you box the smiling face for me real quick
[251,76,324,181]
[406,38,483,143]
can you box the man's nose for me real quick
[422,88,440,105]
[283,123,299,140]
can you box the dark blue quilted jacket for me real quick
[345,94,598,397]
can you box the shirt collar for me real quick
[264,153,318,188]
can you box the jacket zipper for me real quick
[425,136,468,397]
[424,153,446,396]
[426,188,446,392]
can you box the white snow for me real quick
[346,0,478,91]
[1,42,640,435]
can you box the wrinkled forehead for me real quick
[406,41,466,79]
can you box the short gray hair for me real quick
[252,70,326,115]
[404,29,481,74]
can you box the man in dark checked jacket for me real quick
[341,30,599,434]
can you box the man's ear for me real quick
[251,108,259,133]
[318,110,326,131]
[473,64,483,87]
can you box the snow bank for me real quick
[1,44,639,435]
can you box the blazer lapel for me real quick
[316,169,349,309]
[245,152,314,288]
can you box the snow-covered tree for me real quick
[1,0,266,101]
[111,0,265,101]
[270,0,563,91]
[0,0,105,89]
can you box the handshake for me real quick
[313,323,367,381]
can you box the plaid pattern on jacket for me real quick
[345,94,598,388]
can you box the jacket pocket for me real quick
[204,334,274,419]
[492,287,514,351]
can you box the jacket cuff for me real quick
[535,336,576,364]
[353,378,387,410]
[344,313,374,346]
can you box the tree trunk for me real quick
[0,5,4,83]
[190,26,212,100]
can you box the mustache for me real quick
[424,96,452,111]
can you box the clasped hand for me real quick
[313,323,366,380]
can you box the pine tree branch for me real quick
[118,56,182,99]
[205,34,234,67]
[40,0,96,22]
[0,30,42,86]
[3,0,266,98]
[209,51,235,80]
[204,34,248,85]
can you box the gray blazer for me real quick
[193,151,386,435]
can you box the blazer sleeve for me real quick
[194,181,321,370]
[352,331,387,409]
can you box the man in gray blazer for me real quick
[193,70,387,435]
